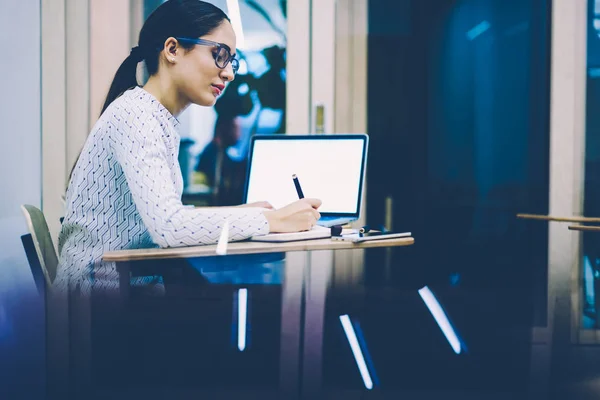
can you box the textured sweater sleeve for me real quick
[110,114,270,248]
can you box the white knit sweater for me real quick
[56,86,269,292]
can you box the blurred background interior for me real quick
[3,0,600,398]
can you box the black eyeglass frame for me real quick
[175,37,239,74]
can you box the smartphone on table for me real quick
[331,230,411,243]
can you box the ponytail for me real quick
[67,48,144,186]
[100,47,144,115]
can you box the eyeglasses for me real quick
[175,37,239,74]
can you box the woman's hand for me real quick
[238,201,274,210]
[263,198,322,233]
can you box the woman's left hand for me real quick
[238,201,274,210]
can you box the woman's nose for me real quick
[220,63,235,82]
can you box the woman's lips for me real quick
[211,84,224,96]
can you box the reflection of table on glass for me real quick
[519,215,600,329]
[568,224,600,232]
[100,237,414,398]
[517,213,600,224]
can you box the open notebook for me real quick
[249,225,331,243]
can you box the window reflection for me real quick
[583,0,600,329]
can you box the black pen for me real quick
[292,174,304,199]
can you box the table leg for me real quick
[70,284,92,397]
[46,287,70,398]
[302,250,333,398]
[279,251,308,399]
[118,262,131,305]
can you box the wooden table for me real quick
[104,236,415,308]
[103,236,415,262]
[97,236,414,398]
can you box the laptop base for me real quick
[317,217,355,228]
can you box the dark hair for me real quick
[100,0,230,115]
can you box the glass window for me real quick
[321,0,552,392]
[582,0,600,329]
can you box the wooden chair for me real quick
[20,233,48,295]
[19,204,71,397]
[20,204,58,288]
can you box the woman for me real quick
[57,0,320,292]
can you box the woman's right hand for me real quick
[263,198,322,233]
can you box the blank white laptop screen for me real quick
[245,136,367,214]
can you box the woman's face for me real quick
[171,20,237,107]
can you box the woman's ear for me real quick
[161,37,179,63]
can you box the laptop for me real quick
[243,134,369,236]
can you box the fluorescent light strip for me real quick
[339,315,374,390]
[466,20,490,41]
[418,286,462,354]
[238,288,248,351]
[590,67,600,78]
[226,0,245,49]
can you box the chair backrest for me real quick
[21,233,47,295]
[20,204,58,286]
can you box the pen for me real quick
[292,174,304,199]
